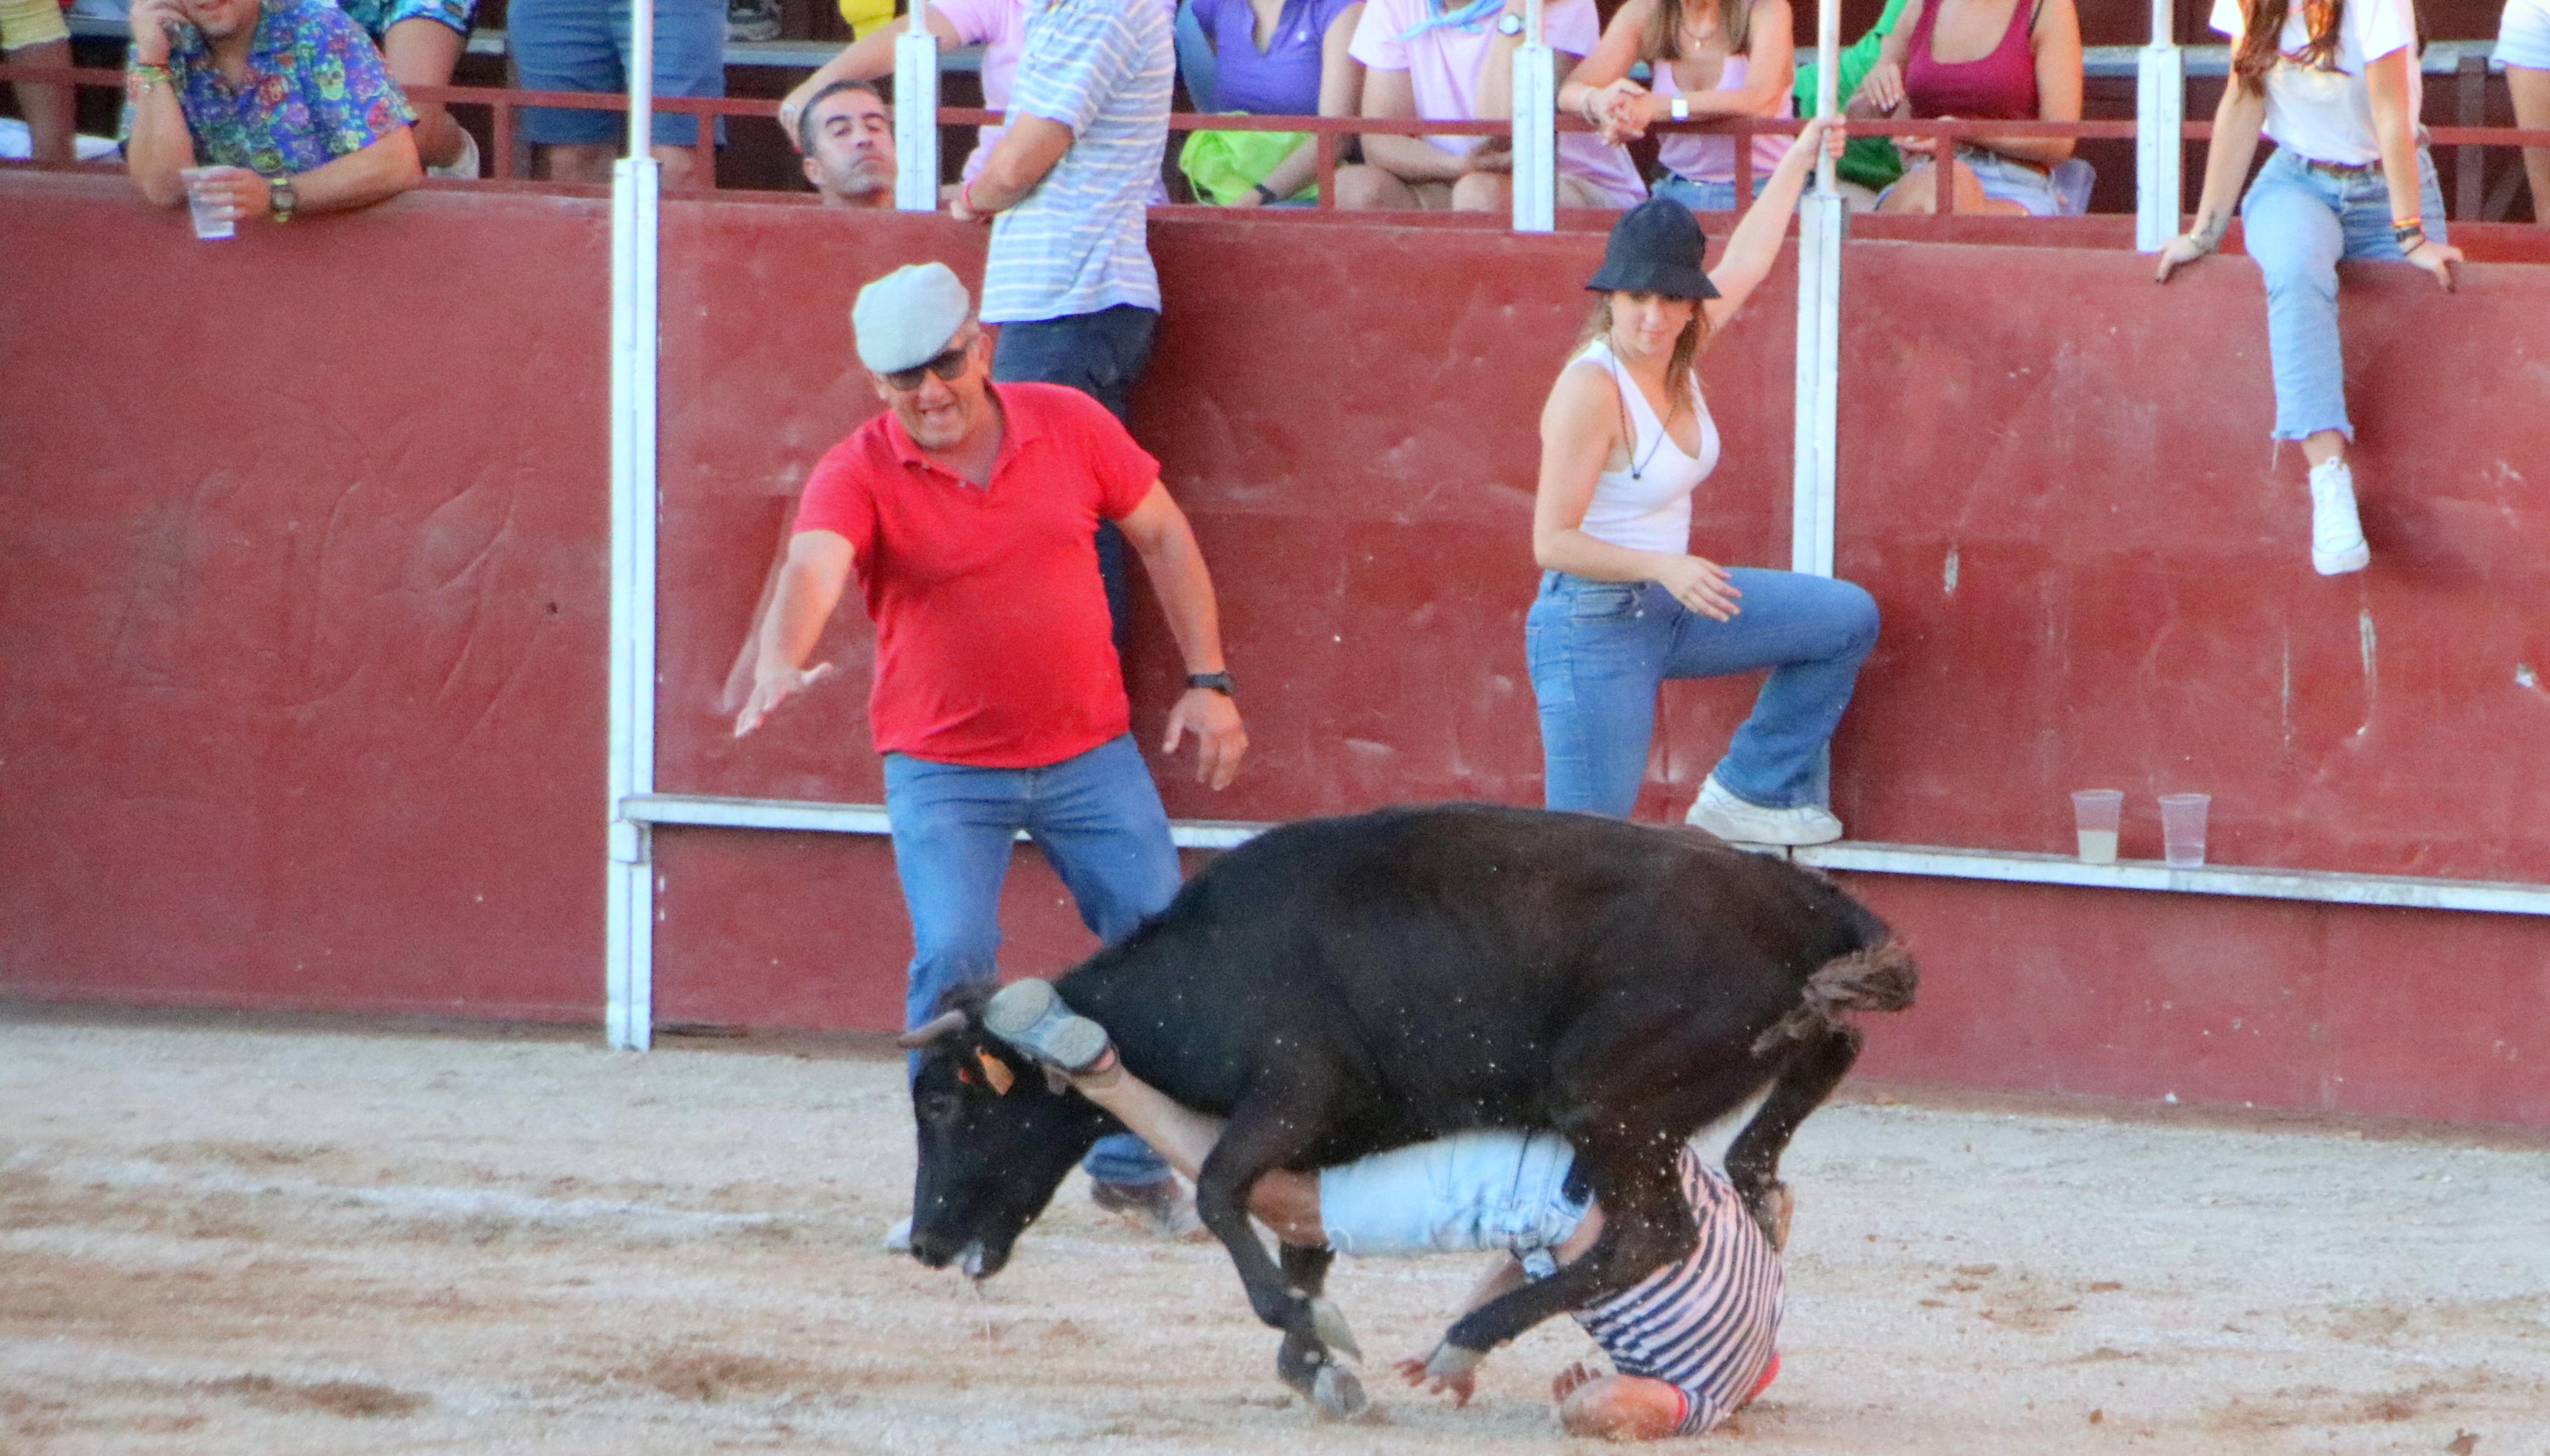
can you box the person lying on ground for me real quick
[981,976,1790,1440]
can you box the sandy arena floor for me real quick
[3,1008,2547,1456]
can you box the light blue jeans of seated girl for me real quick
[1526,568,1880,818]
[1316,1130,1589,1258]
[2239,145,2447,442]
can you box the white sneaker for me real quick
[1684,774,1844,847]
[426,127,481,180]
[2307,457,2370,575]
[882,1216,913,1253]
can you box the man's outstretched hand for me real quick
[733,661,836,738]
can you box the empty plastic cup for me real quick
[2069,789,2122,864]
[180,167,236,240]
[2159,793,2211,868]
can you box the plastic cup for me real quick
[2069,789,2122,865]
[180,167,236,240]
[2159,793,2211,868]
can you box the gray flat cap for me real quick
[852,262,973,374]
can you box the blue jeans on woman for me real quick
[1526,568,1879,819]
[884,734,1182,1187]
[2240,146,2447,442]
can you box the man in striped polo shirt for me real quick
[950,0,1178,657]
[986,981,1787,1438]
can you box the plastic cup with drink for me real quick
[2069,789,2122,865]
[179,166,238,240]
[2159,793,2211,868]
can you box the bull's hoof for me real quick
[1422,1341,1486,1385]
[1311,1361,1369,1421]
[1275,1334,1320,1399]
[1308,1297,1363,1363]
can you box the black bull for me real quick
[900,803,1915,1414]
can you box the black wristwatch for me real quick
[1186,671,1236,697]
[1251,182,1280,206]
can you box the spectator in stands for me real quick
[2505,0,2550,223]
[510,0,723,185]
[1793,0,1909,206]
[778,0,1174,207]
[948,0,1176,661]
[1181,0,1367,206]
[1335,0,1646,211]
[2,0,74,165]
[734,262,1248,1244]
[1526,121,1878,842]
[797,78,894,207]
[2154,0,2460,576]
[1558,0,1796,216]
[1847,0,2084,217]
[335,0,478,175]
[122,0,422,218]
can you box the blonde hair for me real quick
[1576,296,1712,394]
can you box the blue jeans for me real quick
[510,0,727,148]
[1651,174,1738,213]
[884,735,1183,1187]
[2240,146,2447,443]
[1526,569,1879,818]
[991,304,1161,666]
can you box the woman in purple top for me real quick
[1845,0,2081,216]
[1188,0,1370,204]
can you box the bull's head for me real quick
[897,987,1116,1280]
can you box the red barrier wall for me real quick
[6,174,2546,1126]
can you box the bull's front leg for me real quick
[1192,1107,1367,1419]
[1432,1141,1691,1369]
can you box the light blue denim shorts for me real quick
[1316,1129,1589,1258]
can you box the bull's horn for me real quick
[894,1010,969,1048]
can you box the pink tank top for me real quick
[1652,54,1794,189]
[1902,0,2038,122]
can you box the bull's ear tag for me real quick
[975,1049,1016,1095]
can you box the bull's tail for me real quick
[1750,938,1919,1057]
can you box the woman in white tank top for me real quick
[1525,118,1881,845]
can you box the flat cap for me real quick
[852,262,973,373]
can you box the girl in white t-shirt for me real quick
[1555,0,1798,216]
[2153,0,2462,577]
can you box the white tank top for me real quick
[1571,338,1720,556]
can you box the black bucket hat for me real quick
[1584,197,1719,300]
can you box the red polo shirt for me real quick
[793,382,1159,768]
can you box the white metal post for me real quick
[1510,0,1555,232]
[895,0,942,211]
[607,0,662,1051]
[1789,0,1843,578]
[2136,0,2184,252]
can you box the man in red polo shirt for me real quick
[734,262,1247,1238]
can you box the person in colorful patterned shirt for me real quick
[123,0,422,223]
[333,0,481,176]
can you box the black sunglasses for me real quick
[882,341,973,391]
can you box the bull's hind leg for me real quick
[1724,1024,1861,1249]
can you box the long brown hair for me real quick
[1575,295,1714,433]
[1642,0,1752,64]
[2232,0,2345,96]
